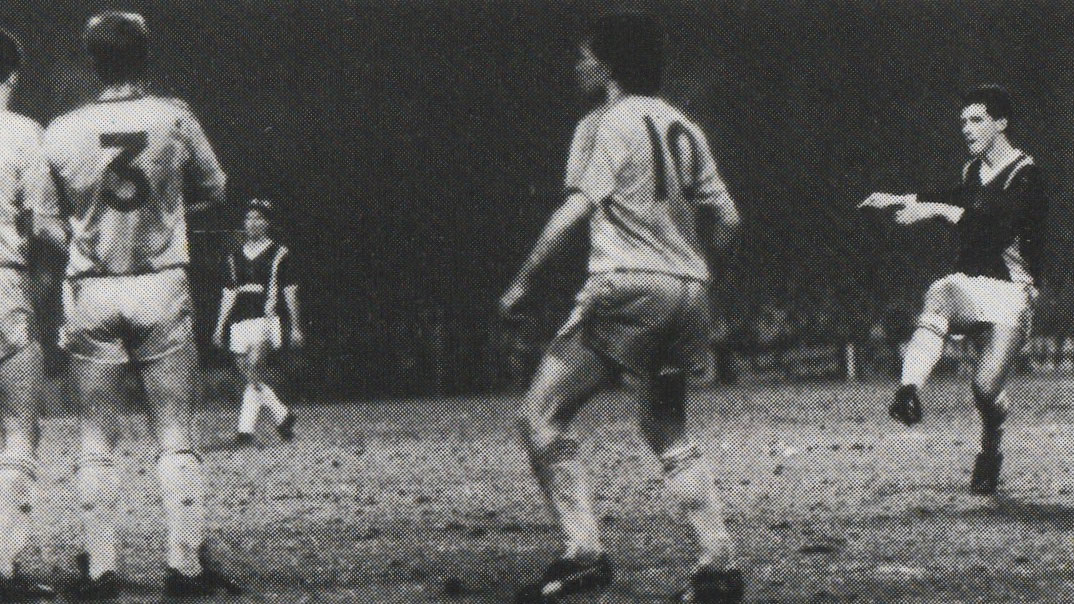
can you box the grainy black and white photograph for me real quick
[0,1,1072,602]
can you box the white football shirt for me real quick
[565,95,732,281]
[0,111,58,267]
[44,88,226,277]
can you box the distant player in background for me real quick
[860,85,1048,495]
[500,15,744,604]
[44,12,240,598]
[0,28,67,600]
[212,199,301,446]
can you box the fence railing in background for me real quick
[729,335,1074,384]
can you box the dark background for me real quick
[2,0,1072,397]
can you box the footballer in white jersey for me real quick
[43,13,240,599]
[0,29,66,600]
[500,14,745,604]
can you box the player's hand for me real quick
[498,278,530,318]
[290,326,306,348]
[894,203,936,225]
[212,329,225,349]
[858,192,911,210]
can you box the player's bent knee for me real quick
[972,381,1008,416]
[532,435,581,467]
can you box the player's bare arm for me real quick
[499,191,593,315]
[859,192,964,225]
[282,284,304,347]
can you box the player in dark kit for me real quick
[44,13,241,598]
[860,85,1048,495]
[212,199,302,446]
[500,15,744,604]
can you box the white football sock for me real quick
[661,445,735,570]
[901,328,945,388]
[76,457,120,579]
[259,385,289,424]
[237,384,260,434]
[0,456,37,578]
[158,451,204,576]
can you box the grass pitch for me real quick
[19,375,1074,602]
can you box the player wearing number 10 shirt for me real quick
[42,12,240,600]
[500,14,744,604]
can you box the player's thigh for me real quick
[246,334,274,377]
[140,344,197,451]
[525,331,616,429]
[70,356,127,453]
[974,323,1027,397]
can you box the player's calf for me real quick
[158,450,205,577]
[75,457,120,582]
[659,444,737,570]
[970,388,1009,496]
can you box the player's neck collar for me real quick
[97,83,148,103]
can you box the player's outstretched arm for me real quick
[858,192,915,210]
[859,192,964,225]
[499,192,593,316]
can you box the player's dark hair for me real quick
[0,29,22,83]
[586,13,663,95]
[246,198,274,222]
[963,85,1013,123]
[83,12,149,85]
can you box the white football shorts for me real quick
[917,273,1035,336]
[229,316,282,354]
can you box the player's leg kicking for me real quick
[889,273,1032,494]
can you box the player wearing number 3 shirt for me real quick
[499,14,745,604]
[41,12,240,599]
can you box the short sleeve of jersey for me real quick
[177,105,227,203]
[17,124,59,217]
[574,120,631,206]
[563,113,601,193]
[691,129,730,205]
